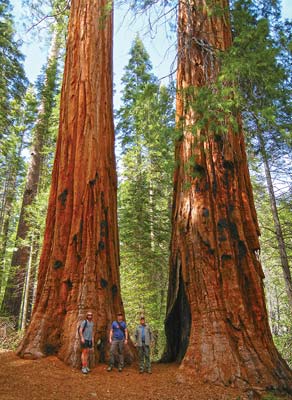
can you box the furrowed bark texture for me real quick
[18,0,127,367]
[164,0,292,392]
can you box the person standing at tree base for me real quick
[79,312,94,374]
[107,312,128,372]
[135,316,153,374]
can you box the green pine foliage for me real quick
[253,179,292,367]
[0,0,27,195]
[228,0,291,149]
[231,1,292,363]
[0,0,27,137]
[0,88,38,300]
[0,0,28,237]
[0,0,65,319]
[14,48,63,322]
[116,36,175,358]
[21,0,69,37]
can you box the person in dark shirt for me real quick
[107,312,128,372]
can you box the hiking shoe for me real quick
[147,369,152,374]
[107,366,113,372]
[139,369,144,374]
[85,367,91,373]
[81,367,88,374]
[118,366,122,372]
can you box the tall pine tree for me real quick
[0,0,28,299]
[116,36,175,354]
[1,26,62,325]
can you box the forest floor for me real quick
[0,351,291,400]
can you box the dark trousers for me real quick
[138,344,150,371]
[109,340,124,367]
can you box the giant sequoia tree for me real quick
[164,0,292,392]
[18,0,125,367]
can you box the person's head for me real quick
[117,312,123,322]
[86,312,93,321]
[140,316,145,325]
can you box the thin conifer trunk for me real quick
[0,136,25,294]
[20,239,34,330]
[257,130,292,311]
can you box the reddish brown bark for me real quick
[164,0,292,393]
[17,0,128,367]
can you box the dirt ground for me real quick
[0,351,291,400]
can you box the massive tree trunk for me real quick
[164,0,292,392]
[18,0,126,368]
[1,30,60,322]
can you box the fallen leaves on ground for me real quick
[0,351,291,400]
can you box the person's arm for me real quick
[124,326,128,343]
[91,325,94,351]
[109,327,113,343]
[79,322,85,343]
[134,327,139,346]
[134,327,138,343]
[149,326,153,343]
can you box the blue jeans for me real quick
[138,344,150,371]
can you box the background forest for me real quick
[0,0,291,367]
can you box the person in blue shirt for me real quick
[107,312,128,372]
[135,316,153,373]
